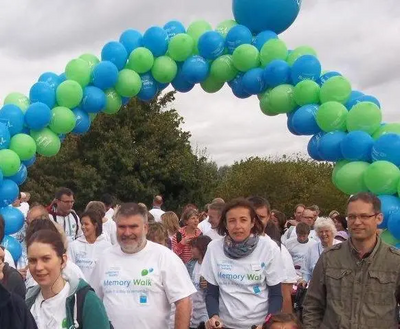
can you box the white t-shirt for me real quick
[50,212,82,243]
[198,218,212,234]
[205,228,223,241]
[68,234,112,285]
[91,240,196,329]
[4,248,15,268]
[30,281,70,329]
[200,235,283,329]
[105,208,115,221]
[280,244,298,284]
[149,208,165,223]
[283,229,319,245]
[285,238,317,271]
[102,218,117,245]
[190,262,208,327]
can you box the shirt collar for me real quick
[349,235,380,260]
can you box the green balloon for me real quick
[259,89,279,116]
[65,58,91,87]
[115,69,142,97]
[364,161,400,195]
[103,89,122,115]
[347,102,382,135]
[215,19,237,37]
[0,149,21,176]
[287,46,317,66]
[79,53,100,69]
[127,47,154,74]
[9,134,37,161]
[332,160,350,182]
[293,80,320,106]
[200,75,225,93]
[316,101,348,132]
[232,44,260,72]
[187,20,212,53]
[30,128,61,157]
[260,39,288,67]
[168,34,194,62]
[49,106,77,134]
[319,76,351,104]
[380,230,400,246]
[4,92,30,113]
[56,80,83,109]
[372,123,400,139]
[89,113,98,122]
[268,84,297,114]
[151,56,178,83]
[333,161,369,195]
[210,55,238,82]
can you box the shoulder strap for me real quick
[77,285,94,328]
[287,226,295,239]
[176,231,182,243]
[70,211,80,238]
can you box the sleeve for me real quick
[90,259,104,300]
[264,242,284,286]
[267,283,283,315]
[67,243,76,264]
[301,247,313,283]
[110,220,117,245]
[281,246,298,284]
[8,270,26,299]
[200,245,218,286]
[82,290,111,329]
[161,250,196,304]
[171,233,185,256]
[76,214,83,238]
[12,293,38,329]
[206,283,220,318]
[302,255,327,329]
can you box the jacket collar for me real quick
[348,235,380,261]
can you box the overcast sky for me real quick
[0,0,399,166]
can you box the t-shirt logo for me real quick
[141,268,153,276]
[62,318,68,328]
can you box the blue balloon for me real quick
[345,90,364,110]
[22,155,36,168]
[317,71,341,86]
[101,41,128,71]
[291,104,321,135]
[372,134,400,166]
[0,170,2,183]
[142,26,168,57]
[358,95,381,108]
[242,68,266,95]
[91,61,119,90]
[29,81,56,108]
[0,122,11,150]
[318,131,346,162]
[307,132,324,161]
[0,104,24,136]
[287,111,301,136]
[232,0,301,34]
[0,206,24,235]
[0,179,19,207]
[59,73,67,83]
[39,72,62,90]
[171,65,195,93]
[379,195,400,229]
[119,29,143,54]
[1,235,22,262]
[263,60,291,88]
[24,102,52,130]
[121,97,130,105]
[182,56,209,84]
[340,130,373,162]
[163,20,186,38]
[72,108,91,134]
[8,164,27,186]
[388,211,400,240]
[291,55,321,85]
[156,81,169,91]
[228,73,251,99]
[252,30,278,51]
[225,25,253,54]
[137,73,158,102]
[198,31,225,60]
[82,86,107,113]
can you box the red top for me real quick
[171,227,202,264]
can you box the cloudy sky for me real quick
[0,0,399,166]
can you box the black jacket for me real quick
[0,282,38,329]
[0,262,26,299]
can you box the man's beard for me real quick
[118,233,147,254]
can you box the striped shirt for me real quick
[171,227,201,264]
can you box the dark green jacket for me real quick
[26,277,110,329]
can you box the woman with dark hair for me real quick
[68,210,111,285]
[333,215,349,241]
[25,229,111,329]
[186,235,213,329]
[201,198,283,329]
[270,210,287,236]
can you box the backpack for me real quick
[50,210,80,239]
[76,285,114,329]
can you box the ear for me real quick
[376,213,384,227]
[61,254,68,269]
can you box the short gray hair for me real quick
[115,203,148,224]
[314,217,337,236]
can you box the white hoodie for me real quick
[68,234,111,285]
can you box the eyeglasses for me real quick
[60,200,75,204]
[347,213,379,221]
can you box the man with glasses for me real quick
[49,187,82,243]
[303,192,400,328]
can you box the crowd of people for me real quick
[1,187,400,329]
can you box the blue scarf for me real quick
[223,234,259,259]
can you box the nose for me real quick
[122,227,133,236]
[35,260,45,272]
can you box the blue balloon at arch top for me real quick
[0,122,11,150]
[345,90,364,110]
[182,56,209,84]
[1,235,22,262]
[138,74,158,102]
[291,55,321,85]
[307,132,324,161]
[291,104,321,135]
[171,65,195,93]
[0,179,19,207]
[163,20,186,39]
[372,133,400,166]
[24,102,52,130]
[225,25,253,54]
[101,41,128,71]
[318,131,346,162]
[198,31,225,60]
[228,73,251,99]
[92,61,119,90]
[29,81,56,108]
[317,71,341,86]
[39,72,62,90]
[379,195,400,229]
[232,0,301,34]
[22,155,36,168]
[286,111,301,136]
[263,60,291,88]
[8,164,27,186]
[388,211,400,240]
[82,86,107,113]
[252,30,278,51]
[119,29,143,54]
[340,130,373,162]
[72,108,91,135]
[142,26,169,57]
[0,206,24,235]
[0,104,24,136]
[242,68,266,95]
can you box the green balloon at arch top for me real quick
[103,89,122,115]
[56,80,83,109]
[65,58,91,87]
[363,161,400,195]
[332,161,369,195]
[259,89,279,117]
[380,230,400,246]
[287,46,317,66]
[347,102,382,135]
[9,134,37,161]
[210,55,238,82]
[79,53,100,69]
[126,47,154,74]
[30,128,61,157]
[115,69,142,97]
[215,19,238,37]
[232,44,260,72]
[200,75,225,93]
[3,92,30,113]
[293,80,320,106]
[0,149,21,177]
[316,101,348,132]
[260,39,288,67]
[168,34,194,62]
[49,106,77,134]
[372,123,400,139]
[187,20,212,53]
[151,56,177,84]
[319,76,352,104]
[268,84,297,114]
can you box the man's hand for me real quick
[206,315,223,329]
[297,279,307,288]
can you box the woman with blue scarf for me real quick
[200,198,283,329]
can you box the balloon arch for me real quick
[1,0,400,261]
